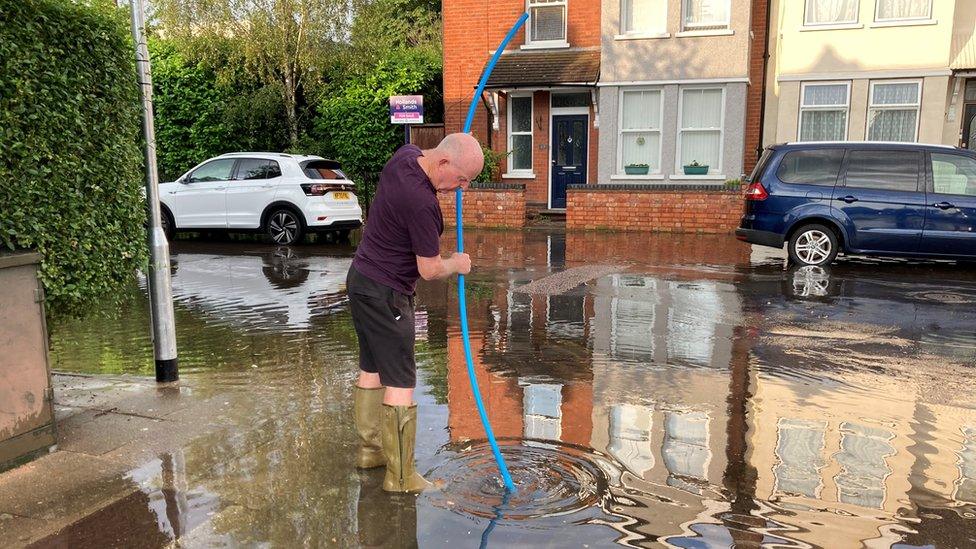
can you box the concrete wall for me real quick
[763,0,968,146]
[600,0,752,82]
[774,0,957,77]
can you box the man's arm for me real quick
[416,253,471,281]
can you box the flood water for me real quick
[45,230,976,547]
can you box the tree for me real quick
[341,0,441,79]
[151,0,351,147]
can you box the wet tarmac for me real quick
[30,230,976,547]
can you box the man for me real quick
[347,133,484,492]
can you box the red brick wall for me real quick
[566,187,746,233]
[437,187,526,228]
[744,0,770,175]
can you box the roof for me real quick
[216,152,326,161]
[775,141,968,153]
[484,49,600,88]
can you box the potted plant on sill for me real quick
[624,163,649,175]
[683,160,709,176]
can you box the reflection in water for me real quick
[522,382,563,441]
[357,470,418,548]
[774,418,827,498]
[608,404,654,477]
[29,451,219,548]
[662,411,711,495]
[835,422,896,510]
[957,426,976,504]
[41,231,976,547]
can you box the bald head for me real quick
[421,132,484,192]
[436,133,484,178]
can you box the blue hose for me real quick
[457,12,528,494]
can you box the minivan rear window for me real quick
[746,148,774,183]
[843,150,920,192]
[776,149,845,186]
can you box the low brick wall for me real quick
[437,182,525,229]
[566,184,745,233]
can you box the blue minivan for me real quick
[736,142,976,266]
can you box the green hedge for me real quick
[313,49,441,205]
[150,40,293,181]
[0,0,147,315]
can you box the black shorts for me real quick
[346,265,417,388]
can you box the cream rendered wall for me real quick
[764,0,965,145]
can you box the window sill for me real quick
[610,174,665,181]
[520,42,570,50]
[614,32,670,41]
[669,174,727,181]
[799,23,864,31]
[676,29,733,38]
[870,19,937,28]
[502,172,536,179]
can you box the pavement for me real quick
[0,373,242,547]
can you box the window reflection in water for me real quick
[957,426,976,503]
[834,422,895,509]
[774,418,827,498]
[663,411,711,493]
[523,383,563,441]
[608,404,654,477]
[667,282,720,367]
[609,276,656,361]
[603,276,724,367]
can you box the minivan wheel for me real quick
[266,208,304,245]
[788,224,839,267]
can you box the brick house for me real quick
[443,0,602,217]
[442,0,769,232]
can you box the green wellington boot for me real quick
[381,404,432,493]
[354,386,386,469]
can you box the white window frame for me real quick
[803,0,859,27]
[507,93,535,176]
[875,0,933,23]
[797,81,851,142]
[866,79,922,143]
[675,86,725,175]
[617,87,664,176]
[681,0,731,31]
[620,0,667,36]
[525,0,570,48]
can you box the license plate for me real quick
[332,191,350,200]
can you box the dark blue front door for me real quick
[551,115,587,209]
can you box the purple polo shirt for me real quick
[352,145,443,295]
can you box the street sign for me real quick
[389,95,424,124]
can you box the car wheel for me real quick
[788,224,839,267]
[160,209,175,240]
[266,208,304,245]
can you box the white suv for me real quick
[159,152,363,245]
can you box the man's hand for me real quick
[416,252,473,280]
[450,252,471,275]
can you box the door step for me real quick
[538,209,567,219]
